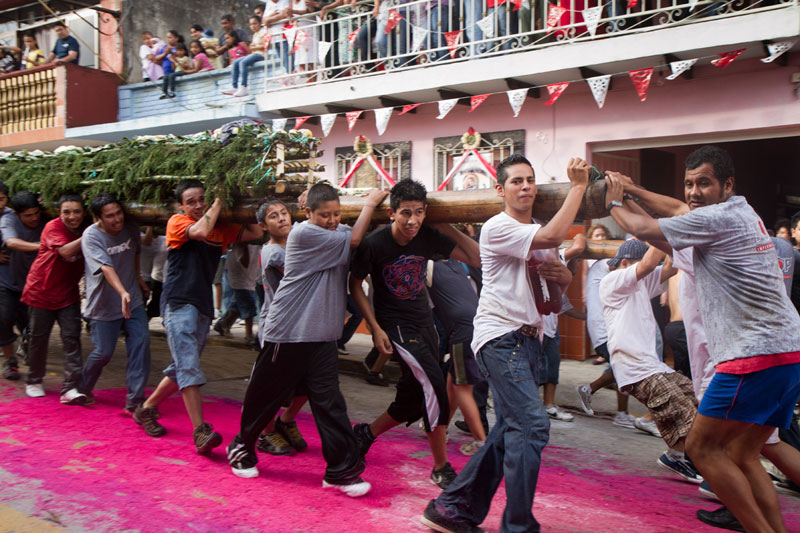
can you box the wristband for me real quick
[606,200,623,211]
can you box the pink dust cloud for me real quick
[0,385,797,532]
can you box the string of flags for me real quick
[270,40,795,137]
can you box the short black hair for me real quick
[175,42,188,53]
[58,193,85,209]
[775,217,791,234]
[685,145,735,186]
[175,179,204,203]
[221,13,234,22]
[10,191,40,213]
[791,211,800,231]
[53,20,67,29]
[190,24,204,33]
[256,198,287,223]
[0,180,9,197]
[250,15,262,24]
[389,179,427,211]
[141,31,153,36]
[225,30,240,46]
[307,182,339,211]
[90,193,120,218]
[496,153,533,186]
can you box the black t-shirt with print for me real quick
[351,224,455,328]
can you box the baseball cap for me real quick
[608,239,649,268]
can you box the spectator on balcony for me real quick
[160,42,192,99]
[255,4,265,19]
[487,0,518,52]
[139,32,164,82]
[0,44,20,73]
[222,16,268,97]
[215,14,250,67]
[354,0,414,70]
[186,40,216,73]
[425,0,456,62]
[263,0,293,75]
[154,30,183,82]
[190,25,223,69]
[2,34,46,70]
[289,0,320,82]
[224,31,250,65]
[46,21,80,65]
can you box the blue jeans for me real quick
[78,305,150,410]
[231,53,265,88]
[162,303,211,389]
[488,4,518,51]
[436,329,550,532]
[426,4,454,62]
[464,0,486,56]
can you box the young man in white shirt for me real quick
[421,153,589,533]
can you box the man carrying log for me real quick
[133,179,263,455]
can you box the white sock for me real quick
[666,449,685,462]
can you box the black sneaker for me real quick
[364,349,379,370]
[227,437,259,478]
[275,418,308,452]
[454,420,471,435]
[696,507,745,532]
[256,431,294,456]
[134,405,166,437]
[421,500,484,533]
[364,371,389,387]
[213,320,227,336]
[193,422,223,455]
[353,423,375,456]
[337,344,350,355]
[2,358,20,381]
[430,462,458,490]
[16,339,29,365]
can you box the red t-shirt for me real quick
[21,217,84,310]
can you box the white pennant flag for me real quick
[272,118,288,131]
[506,88,528,118]
[761,40,796,63]
[283,26,298,49]
[586,75,611,109]
[374,107,393,136]
[688,0,699,10]
[582,6,603,38]
[476,15,495,39]
[666,58,698,80]
[318,41,332,61]
[436,98,459,120]
[320,113,337,137]
[411,25,429,53]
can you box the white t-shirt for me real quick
[600,265,672,389]
[251,27,269,55]
[472,212,543,355]
[541,248,572,338]
[672,247,715,399]
[264,0,291,38]
[585,259,610,348]
[150,235,167,283]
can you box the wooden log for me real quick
[563,239,624,260]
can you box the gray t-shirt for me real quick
[258,243,285,347]
[658,196,800,364]
[773,236,795,297]
[0,210,44,292]
[226,243,260,291]
[82,222,143,321]
[263,222,352,343]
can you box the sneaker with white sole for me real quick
[431,462,458,489]
[25,383,45,398]
[322,477,371,497]
[633,417,662,437]
[546,405,574,422]
[227,438,259,478]
[699,480,718,499]
[459,440,485,456]
[612,411,636,428]
[233,87,249,97]
[193,422,223,455]
[60,388,87,405]
[220,87,236,95]
[575,384,594,415]
[657,452,703,484]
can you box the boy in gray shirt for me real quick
[67,194,151,411]
[227,183,387,499]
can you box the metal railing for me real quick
[0,65,57,134]
[259,0,794,91]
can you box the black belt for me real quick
[520,325,539,337]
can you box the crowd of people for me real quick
[2,144,800,531]
[0,21,80,75]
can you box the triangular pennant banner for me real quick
[627,0,637,7]
[283,26,297,48]
[761,40,796,63]
[294,116,311,129]
[511,0,523,11]
[399,103,422,115]
[688,0,698,10]
[292,30,309,54]
[385,9,404,33]
[582,6,603,37]
[546,5,567,33]
[318,40,332,61]
[444,30,462,59]
[374,107,393,136]
[437,98,459,119]
[320,113,337,137]
[346,110,363,131]
[586,75,611,109]
[666,58,698,80]
[469,94,489,113]
[507,88,528,117]
[711,48,745,68]
[263,33,273,49]
[347,29,359,50]
[544,82,570,106]
[476,15,495,39]
[411,25,428,53]
[629,67,653,102]
[272,118,288,131]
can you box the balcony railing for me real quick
[0,65,58,134]
[259,0,796,91]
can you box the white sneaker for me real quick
[233,87,249,97]
[25,383,45,398]
[60,388,87,405]
[575,384,594,415]
[323,478,371,497]
[612,411,636,428]
[546,405,574,422]
[460,440,485,456]
[634,417,662,437]
[220,87,236,95]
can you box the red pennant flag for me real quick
[347,29,359,50]
[398,103,422,115]
[444,31,462,59]
[346,110,363,131]
[627,0,637,7]
[292,30,309,54]
[546,5,567,33]
[544,82,570,105]
[294,116,311,129]
[628,67,654,102]
[263,33,273,49]
[469,94,489,113]
[711,48,745,68]
[511,0,523,11]
[385,9,403,33]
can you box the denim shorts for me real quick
[229,289,257,320]
[162,303,212,389]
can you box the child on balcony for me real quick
[225,31,249,63]
[222,16,268,98]
[160,43,192,99]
